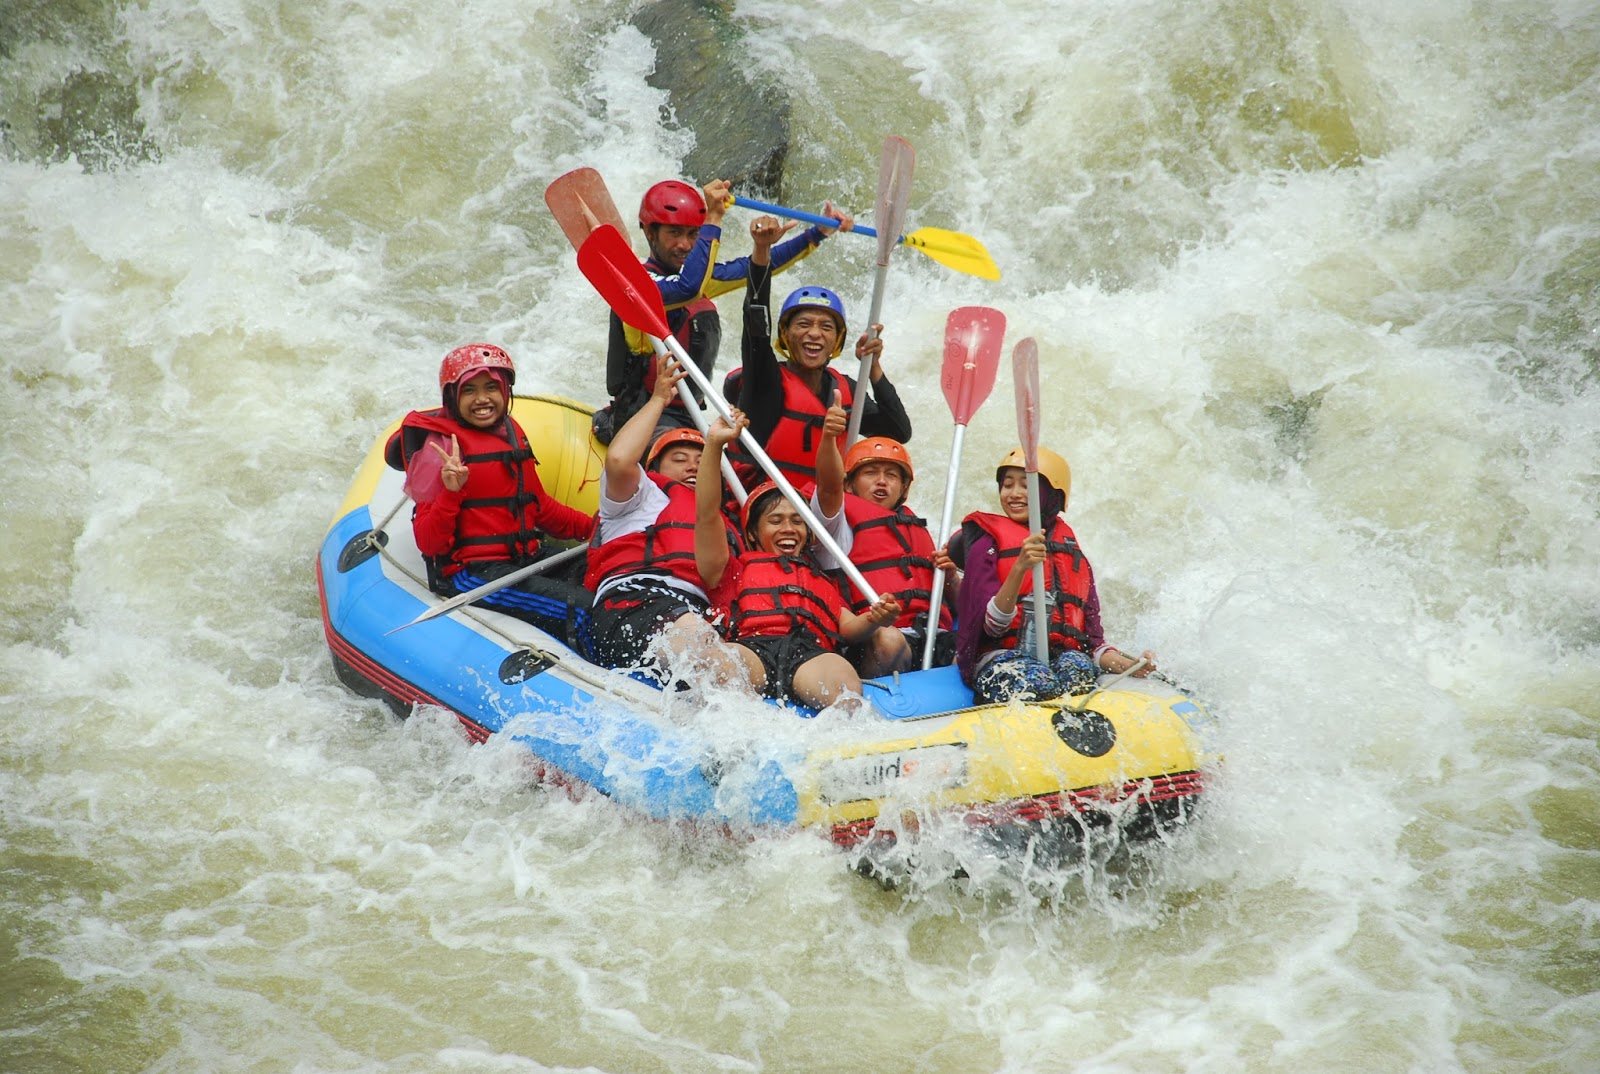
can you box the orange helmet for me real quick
[646,427,705,470]
[844,437,913,487]
[995,446,1071,500]
[740,481,793,539]
[438,343,515,390]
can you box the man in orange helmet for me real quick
[835,436,957,675]
[593,178,851,445]
[582,352,743,688]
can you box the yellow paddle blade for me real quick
[902,227,1001,280]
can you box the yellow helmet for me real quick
[996,446,1071,500]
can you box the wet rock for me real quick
[631,0,790,198]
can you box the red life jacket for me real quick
[639,296,718,411]
[722,552,844,648]
[389,409,550,573]
[843,494,952,631]
[582,471,733,593]
[724,365,854,488]
[962,511,1092,655]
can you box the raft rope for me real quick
[367,484,661,709]
[1064,657,1150,712]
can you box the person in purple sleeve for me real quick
[949,446,1157,704]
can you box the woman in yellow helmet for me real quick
[950,446,1156,703]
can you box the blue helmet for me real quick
[776,285,847,359]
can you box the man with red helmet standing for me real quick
[386,344,596,644]
[593,178,848,445]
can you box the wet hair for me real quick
[744,487,805,549]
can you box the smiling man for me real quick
[721,221,914,492]
[581,353,743,688]
[836,437,957,674]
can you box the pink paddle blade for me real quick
[545,167,629,250]
[940,306,1006,426]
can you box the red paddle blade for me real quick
[576,224,670,340]
[545,166,628,249]
[1012,337,1042,470]
[873,136,916,268]
[941,306,1006,426]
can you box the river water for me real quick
[3,1,1598,1071]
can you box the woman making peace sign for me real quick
[385,343,595,642]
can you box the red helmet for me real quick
[438,343,515,390]
[638,180,706,229]
[646,427,706,470]
[844,437,913,487]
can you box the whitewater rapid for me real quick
[3,1,1598,1071]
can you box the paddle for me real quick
[920,307,1007,669]
[386,544,587,634]
[544,166,629,248]
[575,222,880,604]
[543,169,748,503]
[1012,337,1049,663]
[844,135,915,449]
[731,195,1000,281]
[641,340,748,505]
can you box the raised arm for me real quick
[603,353,685,501]
[852,327,914,444]
[814,394,847,518]
[764,199,852,275]
[702,199,851,296]
[695,410,747,589]
[734,218,788,442]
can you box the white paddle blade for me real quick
[873,135,916,268]
[1012,337,1041,470]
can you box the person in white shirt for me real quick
[580,355,740,688]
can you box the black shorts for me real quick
[736,633,833,701]
[585,580,710,671]
[840,626,957,673]
[904,626,958,669]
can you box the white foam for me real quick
[4,0,1599,1069]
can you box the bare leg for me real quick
[730,642,769,695]
[657,613,745,689]
[789,652,864,710]
[854,626,913,679]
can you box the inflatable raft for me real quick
[316,395,1215,877]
